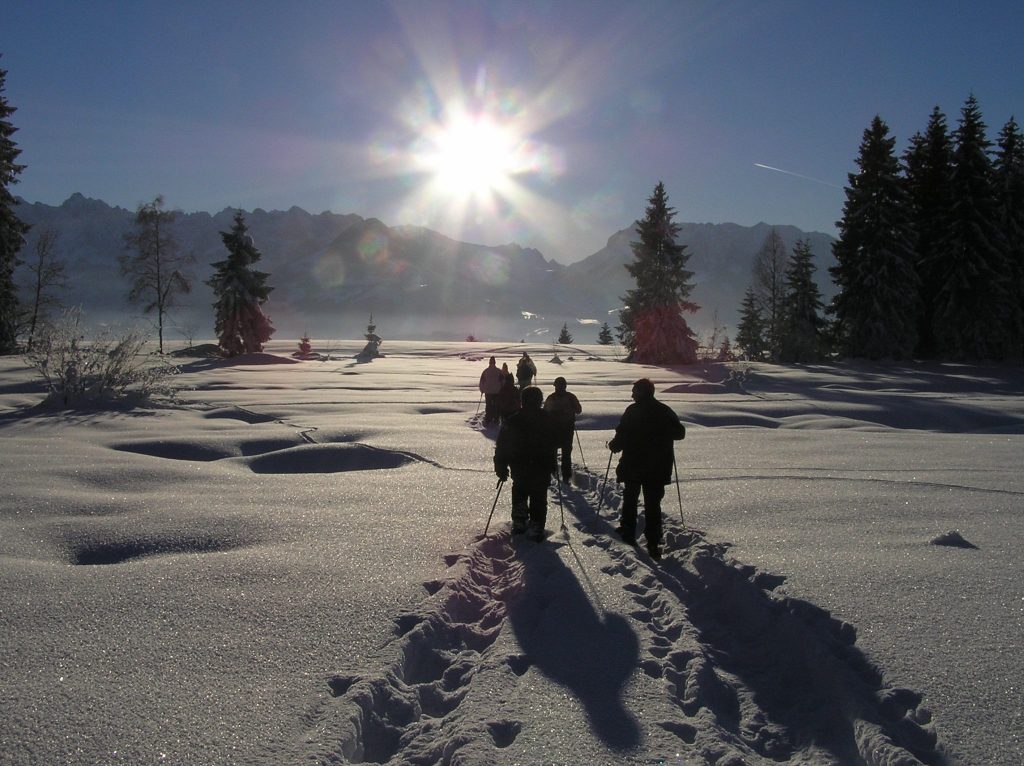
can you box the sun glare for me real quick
[425,115,521,198]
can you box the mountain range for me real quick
[14,194,836,344]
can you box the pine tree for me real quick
[597,322,613,345]
[557,323,573,344]
[752,228,788,360]
[829,116,919,359]
[993,116,1024,360]
[735,287,768,360]
[120,196,193,354]
[618,182,699,364]
[207,211,274,356]
[778,239,825,363]
[903,107,955,358]
[0,61,30,354]
[933,96,1013,360]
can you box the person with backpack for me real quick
[608,378,685,560]
[516,352,537,387]
[543,376,582,482]
[478,356,504,425]
[494,386,557,541]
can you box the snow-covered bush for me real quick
[24,308,179,407]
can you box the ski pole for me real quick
[483,478,505,536]
[574,427,587,471]
[556,475,565,529]
[597,449,613,513]
[672,449,684,526]
[475,391,483,417]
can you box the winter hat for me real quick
[521,386,543,408]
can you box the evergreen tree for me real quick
[735,287,768,360]
[597,322,614,345]
[933,96,1013,360]
[829,116,919,359]
[557,322,573,344]
[120,196,193,354]
[903,107,955,358]
[207,211,274,356]
[993,116,1024,360]
[752,228,788,360]
[617,182,699,364]
[0,61,30,354]
[778,239,825,363]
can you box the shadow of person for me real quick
[507,540,641,752]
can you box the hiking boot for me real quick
[527,523,545,542]
[511,520,527,534]
[648,545,662,560]
[615,526,637,546]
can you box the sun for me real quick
[422,114,521,199]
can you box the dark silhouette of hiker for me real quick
[516,352,537,387]
[608,378,685,560]
[479,356,503,425]
[494,386,557,541]
[543,376,582,482]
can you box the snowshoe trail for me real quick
[292,468,944,765]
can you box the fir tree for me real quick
[829,116,919,359]
[120,196,193,354]
[735,287,768,360]
[207,211,274,356]
[778,239,825,363]
[933,96,1013,360]
[597,322,614,345]
[617,182,698,364]
[557,322,573,344]
[903,107,955,358]
[993,116,1024,360]
[0,61,30,354]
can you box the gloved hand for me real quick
[607,439,622,454]
[496,468,509,482]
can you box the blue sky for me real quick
[5,0,1023,263]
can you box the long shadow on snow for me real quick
[560,477,942,764]
[507,538,642,752]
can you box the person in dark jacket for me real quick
[543,376,582,482]
[478,356,504,425]
[494,386,557,541]
[496,373,521,423]
[516,352,537,387]
[608,378,685,560]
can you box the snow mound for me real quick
[213,352,300,366]
[930,530,979,550]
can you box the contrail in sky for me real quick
[754,163,842,189]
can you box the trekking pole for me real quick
[475,391,483,417]
[672,449,684,526]
[556,476,566,529]
[483,479,505,536]
[574,428,588,471]
[597,448,613,513]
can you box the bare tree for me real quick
[752,227,789,361]
[120,196,193,354]
[22,227,66,351]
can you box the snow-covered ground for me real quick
[1,339,1021,766]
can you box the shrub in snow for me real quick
[24,308,178,407]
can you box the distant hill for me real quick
[15,194,835,343]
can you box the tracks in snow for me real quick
[289,468,943,766]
